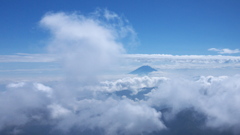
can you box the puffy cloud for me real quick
[49,98,165,135]
[39,9,137,79]
[0,82,51,130]
[146,75,240,133]
[208,48,240,54]
[0,80,166,135]
[34,83,53,97]
[7,82,26,88]
[47,104,71,119]
[100,76,168,93]
[94,99,165,135]
[1,75,240,134]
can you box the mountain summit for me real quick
[129,65,157,75]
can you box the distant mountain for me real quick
[129,65,157,75]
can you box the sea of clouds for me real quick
[1,9,240,135]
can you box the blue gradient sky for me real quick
[1,0,240,55]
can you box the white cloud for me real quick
[0,53,56,63]
[1,53,240,65]
[125,54,240,64]
[146,75,240,132]
[48,104,71,119]
[103,9,120,21]
[123,54,240,72]
[33,83,52,93]
[39,10,134,79]
[7,82,26,88]
[0,82,51,130]
[49,98,166,134]
[33,83,53,97]
[1,75,240,134]
[95,99,166,135]
[99,76,168,93]
[208,48,240,54]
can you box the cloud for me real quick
[39,9,138,79]
[48,98,165,135]
[0,80,166,135]
[125,54,240,64]
[1,53,240,64]
[99,76,168,93]
[146,75,240,133]
[1,75,240,134]
[1,53,239,81]
[123,54,240,73]
[208,48,240,54]
[0,82,51,131]
[47,104,71,119]
[7,82,26,88]
[0,53,56,63]
[1,70,240,135]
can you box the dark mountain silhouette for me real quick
[129,65,157,75]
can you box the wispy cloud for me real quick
[0,53,56,63]
[124,54,240,70]
[208,48,240,54]
[125,54,240,63]
[1,53,240,64]
[1,53,240,78]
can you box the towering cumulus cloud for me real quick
[40,10,131,79]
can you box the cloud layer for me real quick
[208,48,240,54]
[125,54,240,64]
[1,53,240,81]
[1,75,240,135]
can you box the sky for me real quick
[1,0,240,55]
[1,1,240,135]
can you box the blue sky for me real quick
[1,0,240,55]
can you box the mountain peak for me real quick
[129,65,157,75]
